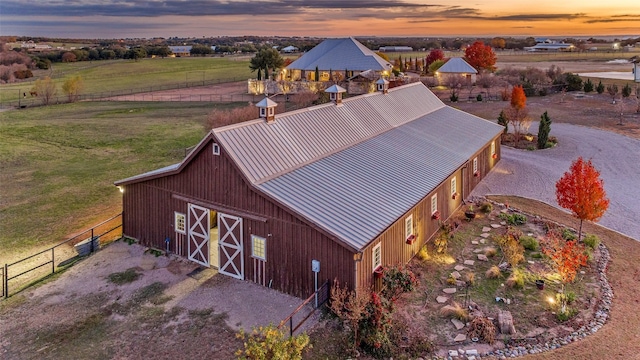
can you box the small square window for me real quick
[491,141,496,156]
[373,243,382,270]
[212,143,220,155]
[451,177,457,196]
[174,212,186,234]
[252,235,266,261]
[431,195,438,215]
[405,215,414,239]
[473,157,478,174]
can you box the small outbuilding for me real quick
[115,82,503,299]
[436,57,478,85]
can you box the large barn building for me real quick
[115,82,503,299]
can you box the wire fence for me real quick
[2,213,122,299]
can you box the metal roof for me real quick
[286,37,393,72]
[437,57,478,74]
[257,106,502,250]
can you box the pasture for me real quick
[0,56,253,104]
[0,101,243,263]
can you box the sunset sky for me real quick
[1,0,639,39]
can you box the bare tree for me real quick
[31,76,57,105]
[476,73,497,100]
[607,84,619,103]
[290,90,319,109]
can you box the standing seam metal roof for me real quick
[438,57,478,74]
[286,37,392,72]
[212,83,503,250]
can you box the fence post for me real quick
[91,228,95,253]
[289,316,293,337]
[52,247,55,274]
[4,263,8,299]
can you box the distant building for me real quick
[524,40,575,52]
[281,45,298,53]
[169,46,192,57]
[435,57,478,85]
[378,46,413,52]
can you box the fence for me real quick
[2,213,122,299]
[278,280,330,337]
[2,76,247,109]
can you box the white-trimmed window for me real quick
[431,195,438,214]
[174,212,186,234]
[212,143,220,155]
[405,215,414,239]
[373,243,382,270]
[451,177,457,197]
[491,141,496,157]
[473,157,478,173]
[251,235,266,261]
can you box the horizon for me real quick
[1,1,639,40]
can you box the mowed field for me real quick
[0,101,244,264]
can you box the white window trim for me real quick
[431,195,438,215]
[174,212,186,234]
[451,177,457,196]
[373,243,382,271]
[212,143,220,155]
[491,141,496,156]
[251,235,267,261]
[405,215,414,239]
[473,157,478,173]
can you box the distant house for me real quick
[114,82,503,299]
[169,46,192,57]
[524,40,574,52]
[281,45,299,53]
[286,37,393,82]
[435,57,478,85]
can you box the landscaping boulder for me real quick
[498,310,516,334]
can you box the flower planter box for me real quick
[535,279,545,290]
[492,153,498,159]
[452,192,459,200]
[474,171,480,177]
[373,266,384,278]
[405,235,416,245]
[465,211,476,220]
[431,211,440,220]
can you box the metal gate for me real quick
[218,213,243,280]
[188,204,210,267]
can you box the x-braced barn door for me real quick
[218,213,244,280]
[188,204,210,267]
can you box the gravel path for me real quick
[471,122,640,241]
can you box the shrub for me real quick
[382,265,418,300]
[556,307,578,322]
[485,266,501,279]
[450,92,459,102]
[519,236,539,251]
[480,202,493,213]
[596,80,605,94]
[563,73,583,91]
[561,228,577,240]
[537,111,552,150]
[476,94,483,102]
[484,247,497,258]
[583,234,600,250]
[499,213,527,226]
[434,231,448,254]
[622,83,632,98]
[583,78,594,93]
[416,246,429,261]
[439,302,469,321]
[447,275,457,285]
[467,317,497,344]
[107,268,141,284]
[235,324,310,360]
[506,268,525,288]
[464,272,476,286]
[497,110,509,134]
[494,228,525,267]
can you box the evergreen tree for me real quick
[596,80,605,94]
[257,68,262,81]
[497,110,509,135]
[537,111,552,149]
[583,78,594,93]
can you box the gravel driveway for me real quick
[471,122,640,241]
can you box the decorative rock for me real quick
[451,318,465,330]
[491,223,502,228]
[448,350,459,357]
[454,334,467,342]
[482,226,491,232]
[480,239,486,244]
[464,260,475,266]
[480,233,491,238]
[436,296,449,304]
[528,260,535,264]
[454,265,465,271]
[498,310,516,335]
[471,240,479,245]
[467,349,479,356]
[473,248,483,253]
[443,288,457,294]
[477,254,489,261]
[451,271,461,279]
[500,221,507,225]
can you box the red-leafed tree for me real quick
[425,49,445,68]
[555,157,609,241]
[464,41,497,72]
[541,232,588,312]
[510,85,527,109]
[504,85,531,147]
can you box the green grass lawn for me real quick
[0,57,252,103]
[0,101,243,262]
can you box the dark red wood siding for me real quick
[121,137,355,298]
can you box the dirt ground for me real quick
[0,241,316,360]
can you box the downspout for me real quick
[354,251,363,295]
